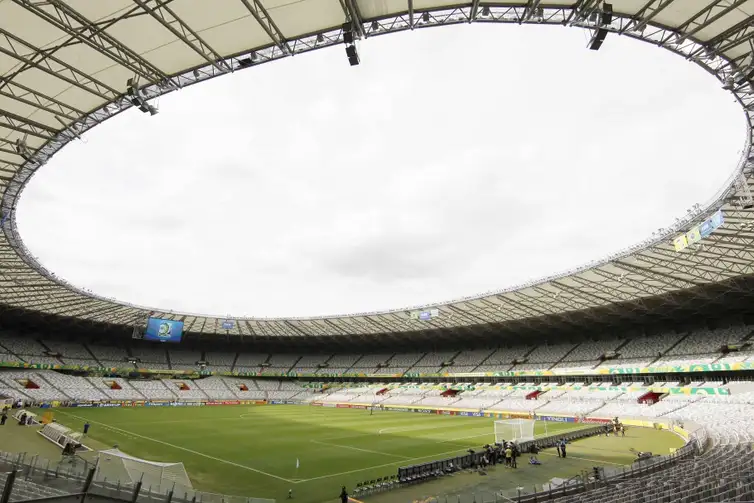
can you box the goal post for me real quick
[94,449,193,494]
[494,419,536,443]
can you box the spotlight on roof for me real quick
[342,22,355,44]
[342,22,360,66]
[587,2,612,51]
[422,11,430,23]
[481,6,490,17]
[126,77,159,116]
[346,45,360,66]
[14,137,31,160]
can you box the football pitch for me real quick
[40,406,684,503]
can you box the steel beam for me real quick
[522,0,542,22]
[341,0,366,38]
[676,0,749,44]
[133,0,232,73]
[11,0,169,84]
[621,0,675,35]
[239,0,291,54]
[0,28,119,100]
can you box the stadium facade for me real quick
[0,0,752,345]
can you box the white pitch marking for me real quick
[56,411,294,483]
[377,421,476,435]
[309,440,411,460]
[439,432,494,443]
[299,446,473,483]
[539,451,624,465]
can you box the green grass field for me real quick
[3,406,684,503]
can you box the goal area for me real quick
[94,449,193,494]
[494,419,536,443]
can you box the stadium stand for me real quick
[129,379,177,399]
[41,340,97,366]
[349,354,392,374]
[0,472,71,501]
[0,333,59,366]
[87,344,130,368]
[204,352,237,372]
[5,328,754,377]
[477,346,533,372]
[291,354,328,374]
[87,377,144,400]
[411,351,459,373]
[233,352,268,373]
[130,347,170,370]
[169,350,202,369]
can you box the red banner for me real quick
[583,417,612,424]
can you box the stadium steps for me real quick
[614,339,631,351]
[286,356,302,375]
[469,348,498,372]
[649,332,691,365]
[344,354,365,373]
[548,344,580,370]
[0,472,72,501]
[230,352,239,372]
[590,340,629,369]
[659,399,699,417]
[37,340,65,365]
[83,344,104,367]
[33,373,70,400]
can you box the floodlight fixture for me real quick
[14,137,31,160]
[587,2,612,51]
[481,6,490,17]
[346,44,360,66]
[126,77,159,116]
[342,22,354,44]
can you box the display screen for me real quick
[221,321,234,330]
[144,318,184,343]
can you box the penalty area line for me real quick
[55,411,295,484]
[299,446,472,483]
[310,440,411,460]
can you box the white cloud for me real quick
[16,24,741,317]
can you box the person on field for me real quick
[505,445,512,467]
[0,409,7,425]
[339,486,348,503]
[560,439,567,458]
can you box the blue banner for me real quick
[538,415,576,423]
[144,318,184,343]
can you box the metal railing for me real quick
[0,452,274,503]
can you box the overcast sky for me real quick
[17,24,742,318]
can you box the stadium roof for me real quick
[1,0,754,338]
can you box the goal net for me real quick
[494,419,535,443]
[94,449,193,494]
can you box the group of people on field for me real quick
[480,441,521,468]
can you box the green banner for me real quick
[2,359,752,379]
